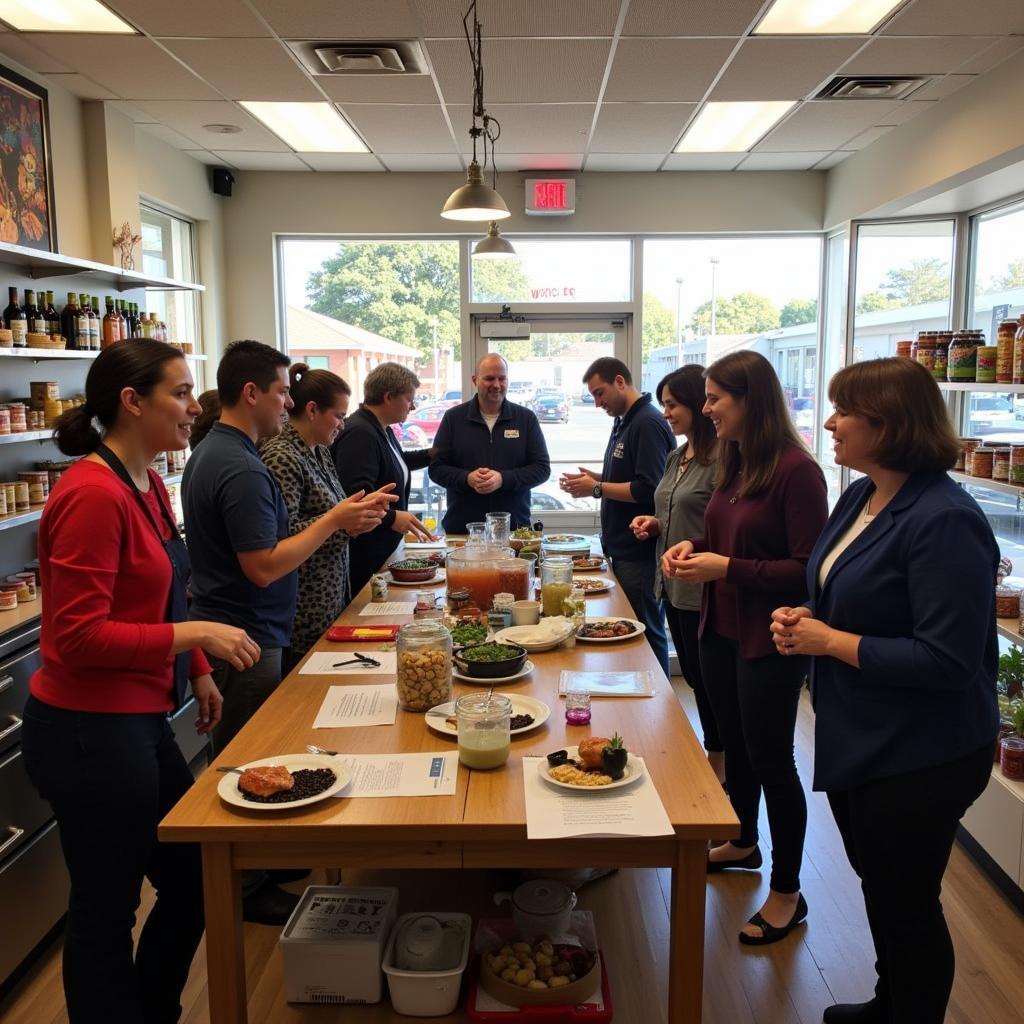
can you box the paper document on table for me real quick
[331,752,457,798]
[299,651,397,676]
[358,601,416,617]
[312,685,398,728]
[523,757,674,839]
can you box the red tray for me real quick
[466,951,612,1023]
[325,624,401,642]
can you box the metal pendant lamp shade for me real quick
[473,221,516,258]
[441,160,511,221]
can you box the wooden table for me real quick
[160,550,738,1023]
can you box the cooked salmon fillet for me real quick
[238,765,294,797]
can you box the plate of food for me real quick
[572,556,607,572]
[453,658,535,684]
[494,619,575,652]
[387,558,446,583]
[426,694,550,737]
[575,617,645,642]
[572,576,616,595]
[216,754,351,810]
[383,567,445,587]
[540,737,642,791]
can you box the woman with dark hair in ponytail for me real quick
[20,340,259,1023]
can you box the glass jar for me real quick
[396,620,452,712]
[540,556,574,617]
[947,329,982,382]
[932,331,953,380]
[465,522,487,547]
[485,511,511,547]
[993,447,1012,481]
[961,439,982,475]
[895,339,913,359]
[913,332,937,372]
[1014,316,1024,384]
[446,545,519,611]
[414,590,442,620]
[997,319,1018,382]
[999,735,1024,781]
[970,446,994,479]
[995,585,1021,619]
[976,345,998,384]
[456,691,512,769]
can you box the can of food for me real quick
[1011,446,1024,485]
[1,481,15,511]
[43,398,62,425]
[11,480,29,512]
[0,406,9,435]
[7,402,27,432]
[994,447,1012,481]
[0,486,6,516]
[997,319,1017,382]
[370,574,389,602]
[18,470,48,505]
[0,328,13,349]
[962,439,982,475]
[976,346,998,383]
[895,339,913,359]
[970,446,994,478]
[30,381,59,408]
[996,585,1021,619]
[0,588,17,610]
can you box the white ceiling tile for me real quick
[737,151,832,170]
[380,154,464,171]
[584,153,665,171]
[756,100,900,151]
[623,0,766,36]
[843,125,895,150]
[883,0,1024,35]
[877,100,936,125]
[590,103,695,153]
[137,122,204,149]
[910,74,978,101]
[108,101,158,123]
[340,104,455,153]
[954,36,1024,73]
[840,36,999,76]
[710,38,865,101]
[815,152,854,170]
[183,150,227,166]
[417,0,621,37]
[248,0,418,38]
[160,38,319,101]
[0,34,73,73]
[132,100,290,150]
[662,152,745,170]
[605,38,737,102]
[488,153,583,172]
[211,151,309,170]
[295,153,386,171]
[44,73,117,101]
[28,34,220,100]
[449,104,594,152]
[105,0,270,37]
[428,38,610,104]
[317,75,441,105]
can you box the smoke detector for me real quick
[286,40,427,76]
[815,76,931,101]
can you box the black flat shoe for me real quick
[822,999,890,1023]
[707,845,762,873]
[738,892,808,946]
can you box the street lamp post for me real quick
[709,257,720,343]
[430,318,439,398]
[675,276,684,368]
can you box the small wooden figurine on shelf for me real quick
[112,221,142,271]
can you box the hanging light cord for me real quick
[462,0,502,178]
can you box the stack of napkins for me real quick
[501,617,573,645]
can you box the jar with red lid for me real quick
[999,735,1024,780]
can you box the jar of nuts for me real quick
[396,620,452,712]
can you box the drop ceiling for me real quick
[0,0,1021,173]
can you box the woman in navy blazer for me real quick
[771,357,998,1024]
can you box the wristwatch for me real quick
[592,483,603,499]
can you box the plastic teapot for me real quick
[493,878,577,939]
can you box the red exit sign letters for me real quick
[525,178,576,216]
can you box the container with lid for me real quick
[0,589,17,610]
[540,555,574,617]
[997,319,1018,382]
[7,403,26,433]
[10,480,29,513]
[0,407,9,435]
[976,346,998,384]
[446,544,524,611]
[18,470,48,505]
[1010,446,1024,485]
[456,691,511,770]
[493,878,578,940]
[913,332,937,372]
[947,330,984,382]
[995,585,1021,619]
[1000,735,1024,781]
[993,447,1012,482]
[396,620,452,712]
[932,331,953,380]
[1013,316,1024,384]
[969,446,994,479]
[895,339,913,359]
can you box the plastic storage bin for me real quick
[383,912,472,1016]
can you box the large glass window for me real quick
[139,203,199,349]
[819,231,849,504]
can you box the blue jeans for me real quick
[607,556,669,677]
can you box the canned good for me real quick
[30,381,59,408]
[18,470,48,505]
[997,319,1017,383]
[993,447,1012,481]
[370,573,389,602]
[970,446,994,478]
[43,399,62,426]
[1012,446,1024,486]
[0,589,17,611]
[7,403,27,432]
[0,407,9,435]
[11,480,29,512]
[1,481,15,512]
[895,339,913,359]
[976,346,998,383]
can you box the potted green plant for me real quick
[996,645,1024,701]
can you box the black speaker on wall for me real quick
[211,167,235,197]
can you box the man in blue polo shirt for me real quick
[561,357,675,674]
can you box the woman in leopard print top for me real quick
[261,365,354,674]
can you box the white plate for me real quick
[575,617,647,643]
[572,560,607,573]
[425,694,550,737]
[383,570,445,587]
[452,658,535,684]
[216,753,351,811]
[494,622,575,652]
[573,577,616,596]
[539,745,644,791]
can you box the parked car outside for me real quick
[507,381,536,405]
[579,390,595,405]
[408,400,459,443]
[534,394,571,423]
[442,390,462,402]
[390,422,430,450]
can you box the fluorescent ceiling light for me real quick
[675,102,796,153]
[756,0,906,35]
[239,102,368,153]
[0,0,134,32]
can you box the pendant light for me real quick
[440,2,510,222]
[473,220,517,258]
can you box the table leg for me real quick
[668,839,707,1024]
[202,842,247,1024]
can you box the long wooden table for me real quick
[160,549,738,1022]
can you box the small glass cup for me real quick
[456,692,512,769]
[485,511,512,546]
[565,690,592,725]
[466,522,487,547]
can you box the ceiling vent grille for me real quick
[286,40,427,76]
[815,75,930,101]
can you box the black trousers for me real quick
[699,628,807,893]
[827,743,992,1024]
[20,695,204,1024]
[663,603,722,752]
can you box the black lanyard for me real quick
[94,444,192,712]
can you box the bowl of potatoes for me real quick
[479,937,600,1007]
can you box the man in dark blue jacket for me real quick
[429,354,550,534]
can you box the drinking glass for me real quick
[485,511,511,547]
[456,692,512,769]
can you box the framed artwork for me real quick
[0,63,56,252]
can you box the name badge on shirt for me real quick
[612,441,626,459]
[504,429,520,439]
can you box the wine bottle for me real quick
[78,293,95,350]
[24,289,46,335]
[91,297,102,350]
[43,290,57,335]
[102,296,118,348]
[5,286,27,347]
[127,301,139,337]
[141,309,153,338]
[61,292,81,349]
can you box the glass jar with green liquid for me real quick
[540,555,573,617]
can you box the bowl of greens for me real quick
[389,558,440,582]
[452,641,529,679]
[450,619,490,647]
[509,527,543,553]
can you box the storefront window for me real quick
[820,230,849,505]
[139,203,199,349]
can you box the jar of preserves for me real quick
[975,346,998,384]
[913,332,937,372]
[947,330,982,382]
[993,447,1012,481]
[1011,445,1024,485]
[962,438,983,475]
[999,735,1024,781]
[996,720,1015,762]
[540,555,574,617]
[969,446,994,478]
[456,691,511,770]
[997,319,1018,382]
[7,402,26,432]
[995,585,1021,618]
[396,620,452,712]
[895,339,913,359]
[1013,316,1024,384]
[0,407,9,435]
[11,480,29,512]
[933,331,953,380]
[447,586,472,613]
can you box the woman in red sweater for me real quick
[663,350,828,947]
[21,340,259,1024]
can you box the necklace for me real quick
[728,469,743,504]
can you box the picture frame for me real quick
[0,62,57,253]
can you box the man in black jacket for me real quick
[333,362,434,595]
[429,353,550,534]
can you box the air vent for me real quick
[286,40,427,76]
[815,75,930,101]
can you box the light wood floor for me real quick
[3,684,1023,1024]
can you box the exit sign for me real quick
[525,178,575,216]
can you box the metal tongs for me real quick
[332,652,382,669]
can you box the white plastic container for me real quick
[382,912,472,1017]
[279,886,398,1005]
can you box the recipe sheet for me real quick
[312,685,398,729]
[522,757,674,839]
[358,601,416,616]
[299,651,397,676]
[331,752,458,798]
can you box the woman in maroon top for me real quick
[21,341,259,1023]
[663,350,827,946]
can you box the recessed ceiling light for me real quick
[203,123,243,135]
[239,102,368,153]
[756,0,906,35]
[0,0,134,33]
[675,102,796,153]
